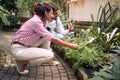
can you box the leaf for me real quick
[108,28,118,42]
[87,37,96,44]
[111,50,120,54]
[89,77,105,80]
[95,71,116,79]
[106,33,110,42]
[0,12,10,25]
[0,6,10,15]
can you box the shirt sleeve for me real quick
[56,17,69,35]
[33,21,54,41]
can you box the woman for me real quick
[11,2,78,74]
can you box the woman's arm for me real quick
[51,37,78,50]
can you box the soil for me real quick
[84,66,102,78]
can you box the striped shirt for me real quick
[12,15,54,47]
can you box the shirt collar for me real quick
[33,15,42,23]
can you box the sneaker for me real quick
[41,61,60,66]
[50,61,60,66]
[15,60,29,74]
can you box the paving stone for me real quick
[10,74,20,79]
[53,73,60,78]
[28,73,36,78]
[17,76,27,80]
[4,73,13,78]
[36,78,44,80]
[61,77,69,80]
[60,73,67,77]
[52,70,59,74]
[27,78,36,80]
[44,76,52,80]
[45,72,52,76]
[10,78,20,80]
[53,78,61,80]
[59,69,66,73]
[1,78,10,80]
[36,74,44,79]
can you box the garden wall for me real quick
[68,0,120,22]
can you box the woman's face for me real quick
[45,9,54,22]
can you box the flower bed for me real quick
[53,47,88,80]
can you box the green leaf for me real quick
[89,77,105,80]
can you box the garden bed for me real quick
[53,47,94,80]
[53,46,120,80]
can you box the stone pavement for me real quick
[0,31,78,80]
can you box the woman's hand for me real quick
[68,43,78,50]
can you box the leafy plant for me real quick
[88,46,120,80]
[0,0,17,11]
[112,45,120,55]
[56,31,111,72]
[93,2,119,32]
[0,6,10,26]
[89,55,120,80]
[90,27,119,53]
[90,2,120,53]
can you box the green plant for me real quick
[0,6,10,26]
[57,31,111,72]
[66,41,111,72]
[90,27,119,53]
[112,45,120,55]
[90,2,120,53]
[89,55,120,80]
[90,48,120,80]
[92,2,119,32]
[0,0,17,11]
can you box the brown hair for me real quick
[50,2,60,12]
[33,2,52,17]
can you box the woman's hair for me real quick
[50,2,60,12]
[34,2,52,17]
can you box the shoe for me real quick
[41,61,60,66]
[15,60,29,74]
[18,70,29,74]
[50,61,60,66]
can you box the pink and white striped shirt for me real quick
[12,15,54,46]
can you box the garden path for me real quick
[0,31,78,80]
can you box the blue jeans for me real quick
[55,33,64,39]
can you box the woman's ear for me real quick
[45,11,47,16]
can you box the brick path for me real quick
[0,31,78,80]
